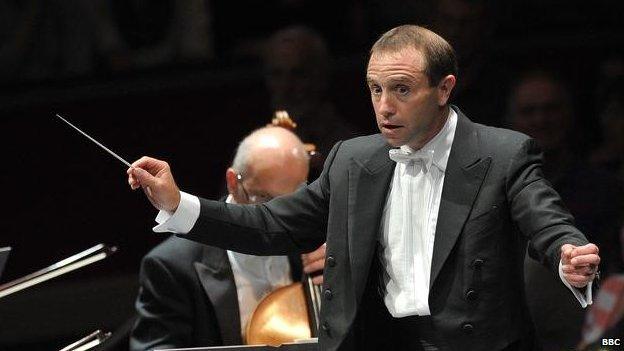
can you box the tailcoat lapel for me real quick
[348,142,394,300]
[429,109,491,288]
[194,245,243,345]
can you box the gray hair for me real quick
[231,134,254,174]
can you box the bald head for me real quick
[227,127,309,204]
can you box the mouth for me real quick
[381,124,403,132]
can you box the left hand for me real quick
[560,243,600,288]
[301,243,326,285]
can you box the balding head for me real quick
[227,126,309,204]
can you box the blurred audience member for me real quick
[0,0,98,82]
[263,26,358,161]
[0,1,37,82]
[507,69,624,351]
[92,0,214,72]
[590,58,624,181]
[429,0,509,126]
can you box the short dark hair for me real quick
[370,25,458,87]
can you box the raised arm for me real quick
[127,142,342,256]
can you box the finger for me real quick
[311,275,324,285]
[131,156,156,168]
[571,244,599,257]
[571,254,600,266]
[301,253,321,265]
[564,272,592,283]
[303,259,325,274]
[560,244,574,263]
[562,265,595,275]
[562,266,596,276]
[132,167,158,188]
[132,156,168,174]
[564,274,592,288]
[128,171,141,188]
[303,244,326,262]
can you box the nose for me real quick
[377,92,396,118]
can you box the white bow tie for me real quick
[389,148,434,172]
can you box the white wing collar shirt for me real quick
[380,108,457,317]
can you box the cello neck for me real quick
[302,273,322,337]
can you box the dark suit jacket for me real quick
[183,107,589,351]
[129,236,302,351]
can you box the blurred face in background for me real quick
[509,75,572,153]
[264,28,329,121]
[430,0,487,61]
[599,94,624,149]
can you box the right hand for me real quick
[127,156,181,212]
[301,243,326,285]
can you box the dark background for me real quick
[0,0,622,349]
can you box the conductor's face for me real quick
[367,48,452,149]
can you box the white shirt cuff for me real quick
[152,191,200,234]
[559,260,593,308]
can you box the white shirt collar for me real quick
[398,107,457,172]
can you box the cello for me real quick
[244,111,323,346]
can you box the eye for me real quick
[369,84,382,96]
[396,84,410,96]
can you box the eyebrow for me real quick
[366,76,415,85]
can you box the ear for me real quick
[225,168,238,196]
[436,74,456,106]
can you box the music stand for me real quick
[0,244,116,299]
[0,247,10,280]
[157,340,318,351]
[59,330,111,351]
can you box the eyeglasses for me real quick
[236,173,274,204]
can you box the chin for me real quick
[382,135,404,147]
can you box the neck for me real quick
[408,105,450,150]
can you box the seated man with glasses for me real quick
[130,126,325,350]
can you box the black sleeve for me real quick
[129,255,194,351]
[506,137,588,274]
